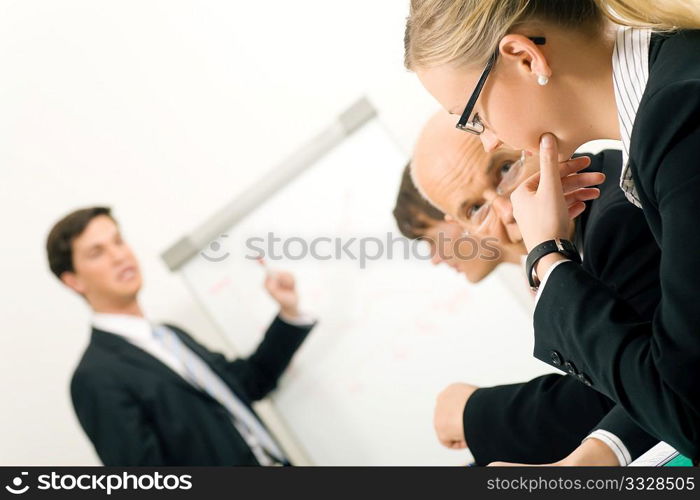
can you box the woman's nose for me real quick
[480,129,503,153]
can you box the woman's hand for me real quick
[511,134,604,253]
[488,437,620,467]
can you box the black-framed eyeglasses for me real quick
[456,36,546,135]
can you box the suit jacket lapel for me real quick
[91,328,208,399]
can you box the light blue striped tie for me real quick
[152,325,285,465]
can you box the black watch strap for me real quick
[526,238,581,290]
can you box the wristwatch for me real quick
[526,238,581,290]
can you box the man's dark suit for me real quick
[71,316,312,465]
[464,149,660,465]
[533,31,700,460]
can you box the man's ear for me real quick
[61,271,86,295]
[498,34,551,82]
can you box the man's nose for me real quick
[491,195,515,224]
[480,129,503,153]
[109,244,129,263]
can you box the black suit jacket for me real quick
[465,149,660,464]
[533,30,700,460]
[71,316,312,465]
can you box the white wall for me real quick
[0,1,437,465]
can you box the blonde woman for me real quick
[405,0,700,465]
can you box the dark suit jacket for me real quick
[533,30,700,460]
[71,316,312,465]
[465,149,660,464]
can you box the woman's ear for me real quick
[499,34,551,84]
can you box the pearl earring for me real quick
[537,74,549,86]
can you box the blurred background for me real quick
[0,1,617,465]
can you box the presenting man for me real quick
[46,206,314,466]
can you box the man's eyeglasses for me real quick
[463,153,526,233]
[456,37,546,135]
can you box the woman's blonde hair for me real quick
[405,0,700,69]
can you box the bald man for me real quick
[392,162,521,283]
[413,112,661,466]
[411,112,601,253]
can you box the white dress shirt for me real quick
[612,26,651,208]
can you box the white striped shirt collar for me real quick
[92,312,153,341]
[611,26,651,208]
